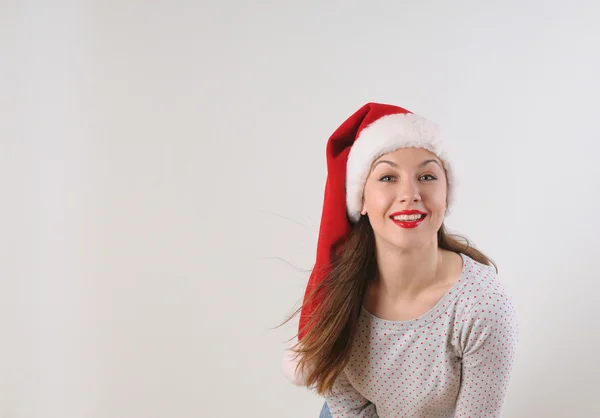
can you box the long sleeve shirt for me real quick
[324,253,520,418]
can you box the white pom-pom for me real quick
[281,338,310,386]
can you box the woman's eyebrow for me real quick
[421,159,442,168]
[371,160,398,171]
[371,159,442,172]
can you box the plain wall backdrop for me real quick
[2,0,600,417]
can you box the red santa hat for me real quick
[282,102,453,385]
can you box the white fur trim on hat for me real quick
[281,337,311,386]
[345,113,453,223]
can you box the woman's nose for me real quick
[397,180,421,203]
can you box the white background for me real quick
[2,1,600,417]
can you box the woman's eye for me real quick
[379,175,395,182]
[420,174,437,181]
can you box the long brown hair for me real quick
[283,217,496,395]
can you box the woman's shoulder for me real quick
[450,253,519,348]
[456,252,516,314]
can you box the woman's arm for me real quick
[455,293,520,417]
[324,370,378,418]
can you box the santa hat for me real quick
[282,102,453,385]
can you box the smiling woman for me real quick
[280,102,519,418]
[362,149,448,251]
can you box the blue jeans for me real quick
[319,402,331,418]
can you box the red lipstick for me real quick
[389,210,427,229]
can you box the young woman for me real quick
[282,102,519,417]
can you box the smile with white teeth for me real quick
[392,214,425,221]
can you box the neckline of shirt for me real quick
[360,252,472,331]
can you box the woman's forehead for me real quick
[373,147,441,166]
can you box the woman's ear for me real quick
[444,197,451,217]
[361,199,367,215]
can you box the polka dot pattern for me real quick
[325,254,520,417]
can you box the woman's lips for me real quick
[391,215,427,229]
[389,210,427,229]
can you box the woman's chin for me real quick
[378,230,436,252]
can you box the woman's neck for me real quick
[372,240,444,301]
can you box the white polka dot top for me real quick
[325,253,520,418]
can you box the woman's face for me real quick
[361,147,448,251]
